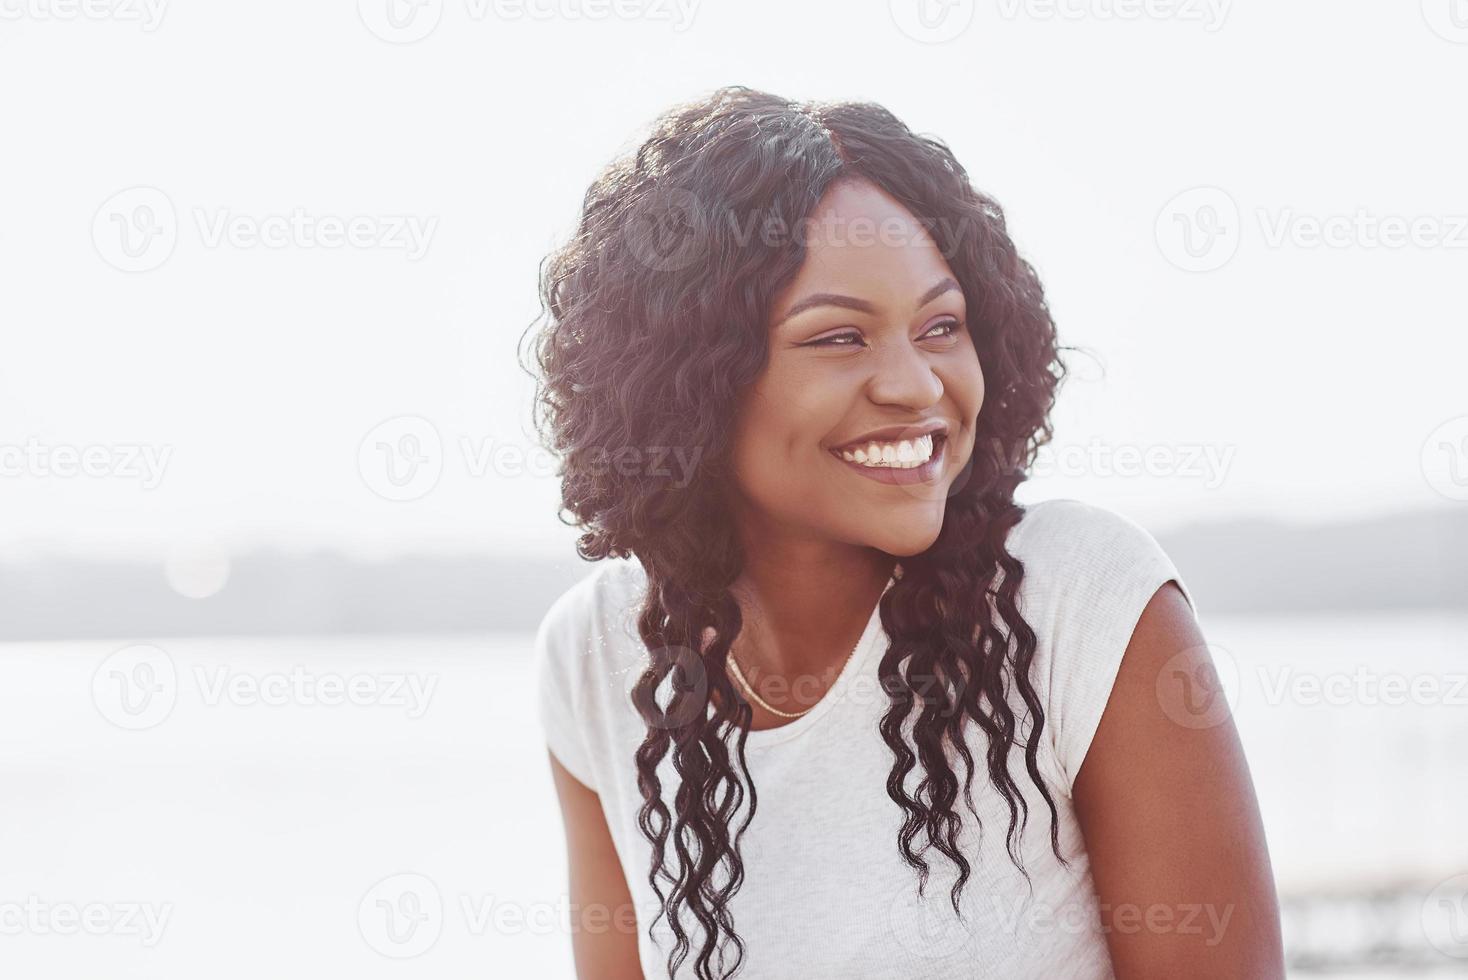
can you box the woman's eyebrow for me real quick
[775,277,960,328]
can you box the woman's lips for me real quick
[829,433,947,486]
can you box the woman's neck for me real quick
[728,545,896,679]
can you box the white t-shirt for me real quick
[534,498,1196,979]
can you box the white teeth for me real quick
[837,433,937,469]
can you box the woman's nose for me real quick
[865,342,944,409]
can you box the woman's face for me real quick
[729,177,984,558]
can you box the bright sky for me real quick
[2,1,1464,561]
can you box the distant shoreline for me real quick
[1,507,1462,641]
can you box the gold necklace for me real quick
[726,633,865,720]
[724,563,898,720]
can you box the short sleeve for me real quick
[1014,500,1197,792]
[533,590,601,792]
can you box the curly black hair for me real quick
[523,85,1070,980]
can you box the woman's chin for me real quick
[859,513,945,558]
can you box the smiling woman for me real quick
[522,85,1284,979]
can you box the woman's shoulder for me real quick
[1001,498,1197,791]
[532,558,647,790]
[1008,496,1160,555]
[528,554,642,701]
[535,558,646,666]
[1005,497,1190,602]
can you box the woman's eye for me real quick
[805,332,864,348]
[923,318,964,339]
[803,319,964,349]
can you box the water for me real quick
[0,613,1464,976]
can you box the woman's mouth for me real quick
[828,431,948,486]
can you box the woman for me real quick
[524,86,1283,979]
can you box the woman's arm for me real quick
[1073,583,1285,977]
[547,751,645,980]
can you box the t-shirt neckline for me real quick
[735,570,897,751]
